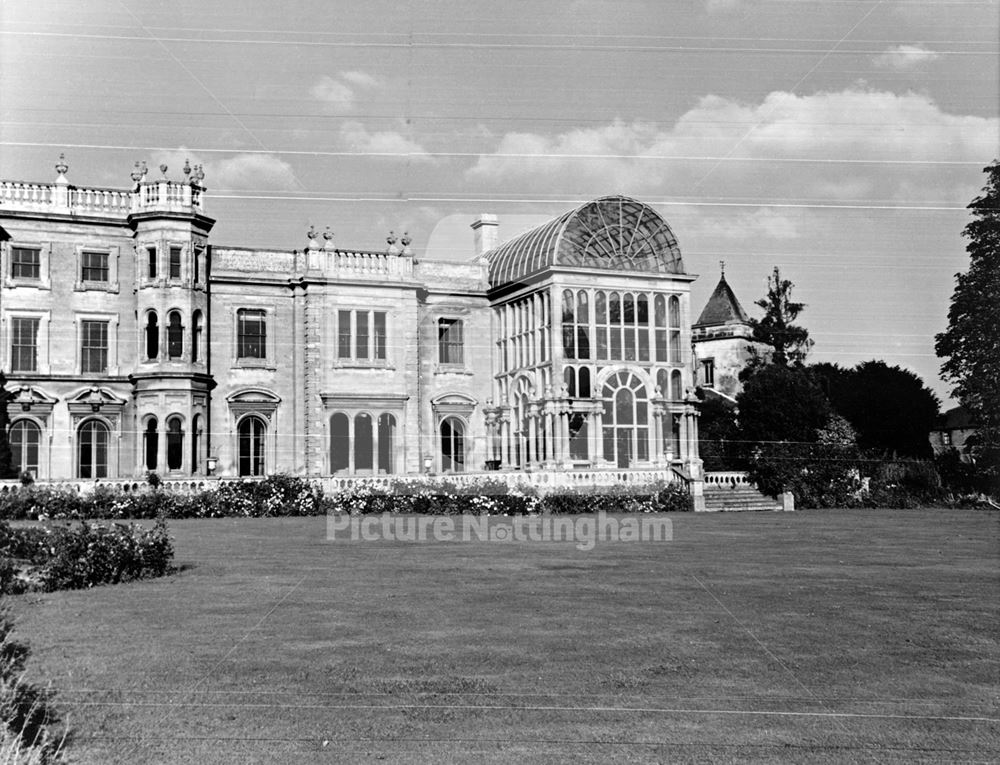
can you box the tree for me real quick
[736,364,831,447]
[812,360,940,459]
[935,160,1000,489]
[747,267,813,367]
[695,390,741,470]
[0,372,17,479]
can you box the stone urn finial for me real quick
[55,153,68,178]
[183,158,192,178]
[386,230,399,254]
[400,231,413,256]
[159,163,169,178]
[323,226,335,250]
[130,161,144,183]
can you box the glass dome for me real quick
[483,195,685,288]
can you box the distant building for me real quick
[691,267,770,403]
[929,405,976,460]
[0,157,704,482]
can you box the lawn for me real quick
[10,508,1000,764]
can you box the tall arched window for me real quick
[166,416,184,471]
[144,417,158,471]
[656,369,669,399]
[561,289,575,360]
[671,369,683,401]
[654,294,667,362]
[601,372,649,468]
[77,419,109,479]
[377,413,396,474]
[441,418,465,472]
[609,292,622,359]
[238,416,266,476]
[191,414,202,474]
[568,413,588,461]
[595,291,608,360]
[354,413,373,472]
[330,413,349,473]
[191,311,202,363]
[10,420,40,476]
[167,311,183,360]
[145,312,159,360]
[668,295,681,362]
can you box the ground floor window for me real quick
[77,419,109,478]
[144,417,158,471]
[238,416,266,476]
[329,411,397,474]
[440,417,465,473]
[166,417,184,471]
[10,419,40,476]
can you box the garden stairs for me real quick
[702,483,785,512]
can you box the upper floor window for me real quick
[337,310,386,362]
[145,312,159,360]
[237,309,266,359]
[167,311,184,360]
[11,247,40,280]
[81,250,109,283]
[701,359,715,387]
[169,247,182,280]
[147,246,157,279]
[10,317,39,373]
[80,320,108,373]
[191,310,203,363]
[438,318,464,365]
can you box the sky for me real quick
[1,0,997,405]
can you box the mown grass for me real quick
[9,508,1000,763]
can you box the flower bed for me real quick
[0,520,173,594]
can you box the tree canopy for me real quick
[935,160,1000,485]
[747,266,813,367]
[736,364,831,446]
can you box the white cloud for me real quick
[466,88,998,208]
[873,45,940,70]
[340,121,431,160]
[148,148,298,191]
[311,70,380,113]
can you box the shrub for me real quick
[0,519,173,594]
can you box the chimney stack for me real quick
[471,214,499,255]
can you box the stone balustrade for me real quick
[704,471,751,487]
[309,248,414,279]
[0,179,203,218]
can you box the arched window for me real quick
[568,413,588,461]
[561,289,575,360]
[623,293,636,360]
[144,417,158,471]
[167,311,183,360]
[441,417,465,473]
[654,294,667,362]
[377,413,396,474]
[668,295,681,362]
[354,413,373,472]
[191,414,202,474]
[656,369,669,399]
[595,291,608,360]
[77,419,109,479]
[330,413,349,473]
[609,292,622,359]
[145,312,159,360]
[578,366,591,398]
[564,366,576,398]
[576,290,590,360]
[166,416,184,471]
[191,311,202,363]
[10,420,40,476]
[601,372,649,468]
[671,370,684,401]
[636,294,650,362]
[238,416,266,476]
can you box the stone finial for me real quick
[183,158,192,178]
[159,163,169,178]
[130,161,144,183]
[192,164,205,184]
[323,226,335,250]
[719,259,726,278]
[55,153,69,179]
[386,230,400,255]
[307,226,318,249]
[400,231,413,256]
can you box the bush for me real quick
[0,520,173,594]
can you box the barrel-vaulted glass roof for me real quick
[482,195,685,289]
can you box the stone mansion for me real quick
[0,157,756,484]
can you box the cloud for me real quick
[705,0,742,10]
[148,148,298,191]
[466,87,998,207]
[873,45,940,70]
[340,121,431,160]
[311,70,380,113]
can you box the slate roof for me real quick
[694,275,750,327]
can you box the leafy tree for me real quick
[695,391,742,470]
[935,160,1000,490]
[747,266,813,367]
[0,372,16,480]
[736,364,831,447]
[812,360,940,459]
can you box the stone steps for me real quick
[701,486,784,512]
